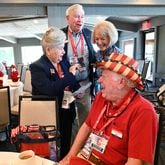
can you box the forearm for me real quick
[68,122,91,156]
[59,123,91,165]
[125,157,151,165]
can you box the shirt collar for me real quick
[68,27,82,37]
[109,89,135,110]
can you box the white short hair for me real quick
[92,20,118,47]
[66,4,84,16]
[41,27,66,51]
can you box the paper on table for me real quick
[73,82,92,96]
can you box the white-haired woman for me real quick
[30,27,80,160]
[92,20,122,94]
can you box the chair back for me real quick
[154,106,165,165]
[6,66,11,79]
[20,65,28,83]
[19,95,59,129]
[0,86,11,138]
[141,60,150,80]
[23,69,32,93]
[17,63,24,78]
[137,60,144,74]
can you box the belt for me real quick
[89,153,107,165]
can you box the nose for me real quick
[98,76,103,83]
[62,48,65,55]
[96,39,102,46]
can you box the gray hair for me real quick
[122,75,137,89]
[92,20,118,47]
[41,27,66,52]
[66,4,84,16]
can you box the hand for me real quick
[59,155,71,165]
[69,64,80,75]
[74,91,85,99]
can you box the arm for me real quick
[30,62,79,96]
[125,157,152,165]
[59,122,92,165]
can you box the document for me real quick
[73,82,92,96]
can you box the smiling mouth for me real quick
[76,24,82,27]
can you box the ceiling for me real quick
[0,15,152,44]
[0,17,48,43]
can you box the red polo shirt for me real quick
[85,90,158,164]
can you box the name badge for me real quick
[81,132,109,159]
[111,128,123,139]
[90,132,109,153]
[62,91,75,109]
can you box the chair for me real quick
[16,95,60,160]
[17,63,24,78]
[20,65,28,83]
[18,95,60,157]
[23,69,32,95]
[6,66,11,79]
[11,69,32,116]
[154,106,165,165]
[18,95,59,127]
[141,60,150,89]
[138,60,157,101]
[0,86,11,140]
[141,61,150,79]
[137,60,144,74]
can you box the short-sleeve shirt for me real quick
[85,91,158,164]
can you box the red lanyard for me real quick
[68,30,84,57]
[93,90,136,133]
[57,63,63,78]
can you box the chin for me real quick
[100,47,106,51]
[101,91,106,98]
[58,58,62,62]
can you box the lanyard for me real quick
[68,30,84,57]
[57,63,63,78]
[93,90,137,133]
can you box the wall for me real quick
[156,25,165,73]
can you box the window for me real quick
[21,46,43,65]
[144,30,155,81]
[122,39,134,58]
[0,47,14,66]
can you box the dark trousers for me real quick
[59,108,75,160]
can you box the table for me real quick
[3,79,23,107]
[0,152,56,165]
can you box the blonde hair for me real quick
[41,27,66,52]
[92,20,118,47]
[66,4,84,16]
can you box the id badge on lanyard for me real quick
[81,131,109,159]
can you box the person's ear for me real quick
[45,47,51,55]
[118,77,126,89]
[66,15,69,21]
